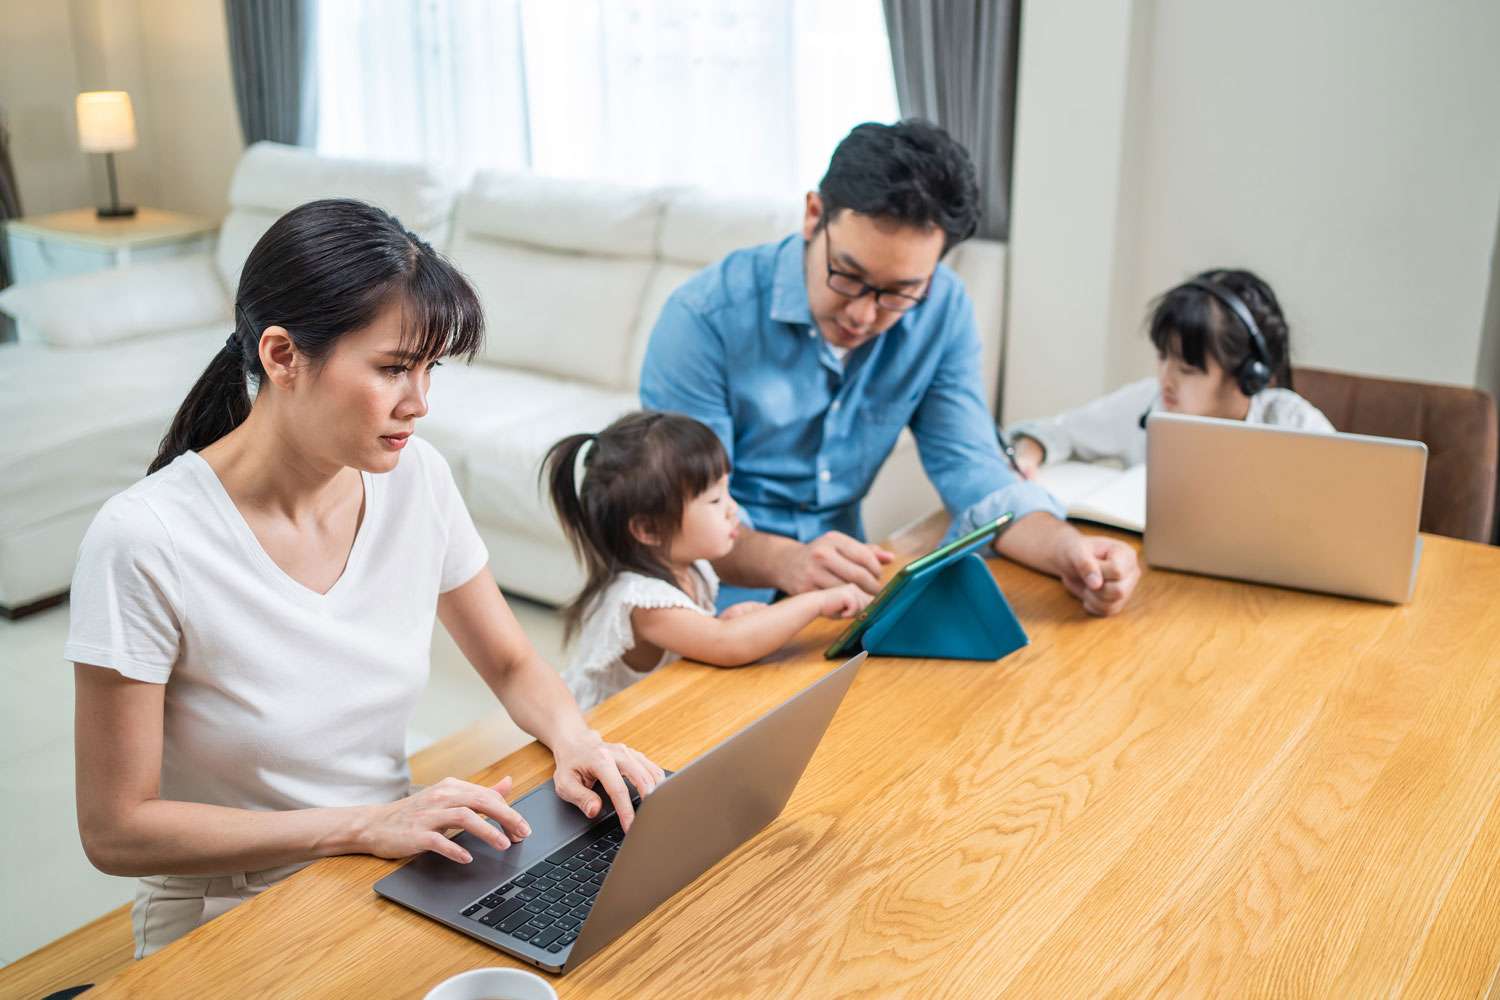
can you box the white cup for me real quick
[422,966,559,1000]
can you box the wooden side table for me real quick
[4,207,218,285]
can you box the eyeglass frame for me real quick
[821,228,929,313]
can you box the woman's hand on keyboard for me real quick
[356,775,532,864]
[550,729,666,833]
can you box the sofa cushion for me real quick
[0,253,230,349]
[459,171,671,258]
[456,383,640,541]
[942,240,1007,409]
[0,326,224,537]
[657,189,801,266]
[619,189,801,391]
[622,263,699,390]
[421,362,603,491]
[215,142,456,291]
[454,235,653,389]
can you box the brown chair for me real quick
[1294,367,1498,543]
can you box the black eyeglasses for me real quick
[822,229,928,313]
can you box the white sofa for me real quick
[0,143,1007,613]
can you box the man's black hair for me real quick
[816,119,981,254]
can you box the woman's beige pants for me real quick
[131,862,309,958]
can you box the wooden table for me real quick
[78,518,1500,998]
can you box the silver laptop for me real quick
[374,652,866,975]
[1144,413,1426,603]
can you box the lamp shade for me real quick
[76,91,137,153]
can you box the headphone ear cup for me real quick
[1238,359,1272,396]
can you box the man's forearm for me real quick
[712,526,800,591]
[993,511,1076,578]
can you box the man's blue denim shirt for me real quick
[640,234,1064,600]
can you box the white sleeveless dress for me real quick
[564,561,719,711]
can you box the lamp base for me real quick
[96,204,137,219]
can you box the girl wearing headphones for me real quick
[1004,268,1333,477]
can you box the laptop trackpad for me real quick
[383,775,656,912]
[387,779,608,905]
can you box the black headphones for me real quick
[1139,277,1276,428]
[1181,279,1274,397]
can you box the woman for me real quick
[67,199,664,957]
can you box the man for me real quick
[640,120,1139,616]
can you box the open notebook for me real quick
[1036,462,1147,533]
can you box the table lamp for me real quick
[76,90,138,218]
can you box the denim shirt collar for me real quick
[769,235,814,328]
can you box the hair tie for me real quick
[575,433,600,496]
[224,334,239,355]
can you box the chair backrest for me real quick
[1295,366,1498,543]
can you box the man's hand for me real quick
[781,530,895,595]
[1053,532,1140,616]
[996,513,1141,616]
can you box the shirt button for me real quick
[807,329,816,338]
[819,470,831,482]
[830,400,842,412]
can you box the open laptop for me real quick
[1144,412,1426,603]
[374,652,866,974]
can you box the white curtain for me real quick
[316,0,898,196]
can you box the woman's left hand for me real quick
[550,729,666,832]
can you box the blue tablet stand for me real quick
[860,552,1029,661]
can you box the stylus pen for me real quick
[995,427,1024,476]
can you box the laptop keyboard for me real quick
[459,817,625,955]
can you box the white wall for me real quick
[1003,0,1148,422]
[0,4,92,215]
[0,0,241,221]
[1479,217,1500,405]
[1004,0,1500,422]
[136,0,242,218]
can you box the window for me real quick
[315,0,899,196]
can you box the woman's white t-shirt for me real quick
[64,435,488,815]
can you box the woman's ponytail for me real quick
[147,333,253,474]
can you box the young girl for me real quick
[1005,268,1334,476]
[544,411,871,710]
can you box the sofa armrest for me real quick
[0,253,231,348]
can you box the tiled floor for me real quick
[0,594,568,964]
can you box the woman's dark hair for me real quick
[542,411,731,641]
[1148,268,1294,390]
[815,119,981,254]
[149,198,483,474]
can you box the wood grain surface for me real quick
[73,517,1500,998]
